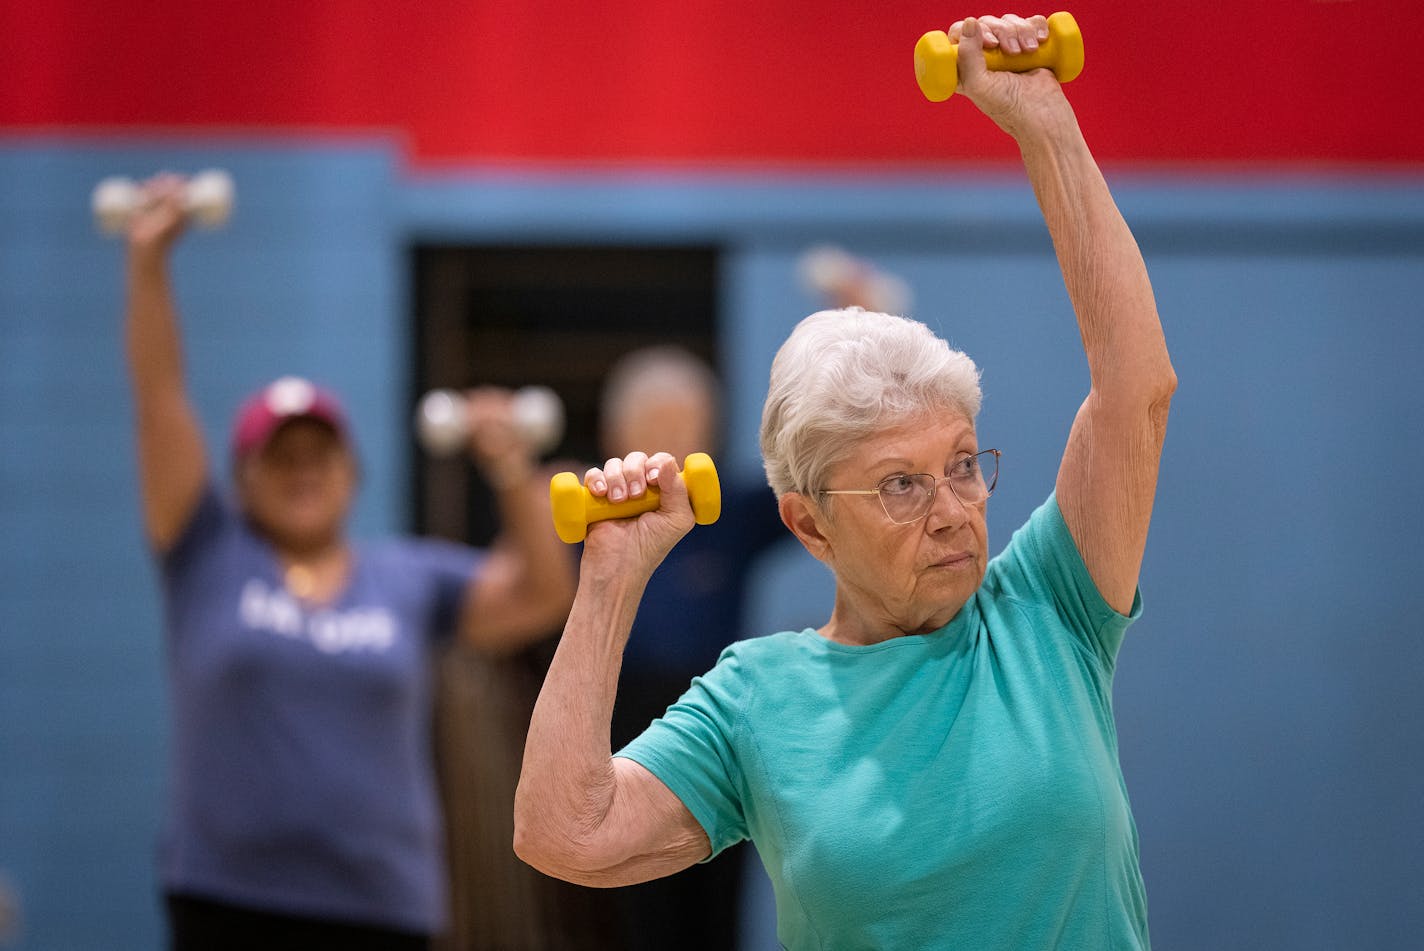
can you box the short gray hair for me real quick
[601,345,719,423]
[760,308,982,497]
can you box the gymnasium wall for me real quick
[2,1,1422,949]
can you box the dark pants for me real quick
[166,893,430,951]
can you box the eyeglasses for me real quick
[819,449,1000,524]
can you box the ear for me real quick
[779,492,834,565]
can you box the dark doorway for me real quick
[411,244,721,542]
[411,242,721,951]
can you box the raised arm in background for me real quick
[124,175,208,553]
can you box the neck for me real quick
[820,590,965,646]
[277,542,350,603]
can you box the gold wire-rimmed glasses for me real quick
[819,449,1000,524]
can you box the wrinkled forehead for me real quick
[833,410,978,475]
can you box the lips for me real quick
[931,552,973,569]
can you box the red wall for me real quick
[3,0,1417,168]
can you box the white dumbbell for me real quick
[91,169,235,234]
[416,386,565,458]
[797,243,913,317]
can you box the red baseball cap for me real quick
[231,376,351,460]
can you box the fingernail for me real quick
[648,467,660,481]
[593,479,606,493]
[628,481,642,496]
[610,487,625,502]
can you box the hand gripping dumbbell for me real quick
[914,11,1083,102]
[549,452,721,544]
[416,386,565,458]
[91,169,235,234]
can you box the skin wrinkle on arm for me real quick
[513,461,710,885]
[1011,82,1176,615]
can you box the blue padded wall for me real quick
[2,143,1422,950]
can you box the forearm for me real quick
[487,475,578,637]
[125,247,189,408]
[514,560,647,874]
[1016,101,1174,402]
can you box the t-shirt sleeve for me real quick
[160,481,232,578]
[990,492,1143,671]
[614,648,751,859]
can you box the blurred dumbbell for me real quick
[798,244,913,316]
[416,386,565,458]
[92,169,235,234]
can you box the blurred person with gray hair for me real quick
[598,344,791,951]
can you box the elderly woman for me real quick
[515,12,1175,949]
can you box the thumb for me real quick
[651,456,690,514]
[956,17,988,84]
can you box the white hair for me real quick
[760,308,982,497]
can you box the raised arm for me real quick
[124,175,209,553]
[513,451,710,886]
[455,388,577,653]
[955,14,1177,613]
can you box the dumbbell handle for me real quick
[914,11,1083,102]
[549,452,722,544]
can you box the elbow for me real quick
[512,785,606,884]
[1153,361,1178,409]
[511,789,564,877]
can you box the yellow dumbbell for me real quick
[914,11,1084,103]
[549,452,722,544]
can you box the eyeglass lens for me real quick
[879,451,998,523]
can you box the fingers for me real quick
[584,451,680,503]
[593,451,649,504]
[126,174,189,249]
[947,13,1049,54]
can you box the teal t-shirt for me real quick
[616,494,1150,950]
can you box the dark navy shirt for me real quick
[158,485,480,933]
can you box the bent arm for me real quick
[513,451,709,885]
[513,563,710,886]
[456,391,577,653]
[124,180,208,553]
[458,469,577,653]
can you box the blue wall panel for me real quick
[3,141,1422,950]
[0,140,402,950]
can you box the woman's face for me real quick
[814,410,989,639]
[237,419,356,554]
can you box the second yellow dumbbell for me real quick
[549,452,722,544]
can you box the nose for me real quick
[924,476,968,531]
